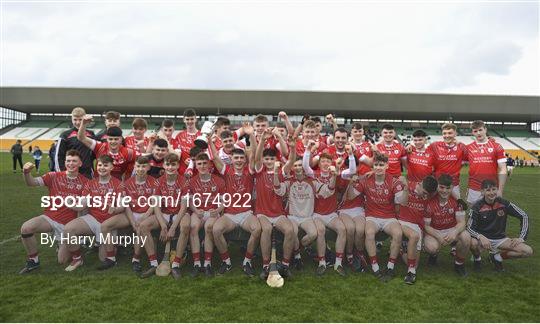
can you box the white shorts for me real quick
[257,214,286,225]
[467,189,483,205]
[431,227,457,242]
[80,214,113,244]
[288,215,312,226]
[507,166,514,171]
[163,213,178,225]
[132,212,146,223]
[313,212,338,226]
[399,220,423,251]
[366,216,398,232]
[338,207,365,219]
[452,186,461,199]
[484,237,509,254]
[225,210,252,226]
[41,215,65,242]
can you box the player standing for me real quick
[373,124,407,178]
[124,118,150,155]
[406,130,434,182]
[19,150,87,274]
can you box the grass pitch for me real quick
[0,152,539,322]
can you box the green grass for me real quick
[1,152,539,322]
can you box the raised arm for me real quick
[208,134,225,174]
[283,136,296,175]
[77,115,96,149]
[278,111,295,136]
[273,127,289,158]
[22,162,40,187]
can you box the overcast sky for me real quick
[2,1,538,95]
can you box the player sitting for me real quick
[19,150,87,274]
[468,179,532,272]
[424,174,471,277]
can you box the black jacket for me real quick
[55,127,96,178]
[467,197,529,240]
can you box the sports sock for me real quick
[132,254,140,263]
[71,249,82,261]
[454,255,465,265]
[192,252,201,266]
[347,254,353,264]
[148,254,158,267]
[387,257,396,270]
[28,252,39,263]
[494,253,503,262]
[282,258,290,267]
[474,255,481,261]
[220,251,231,265]
[263,258,270,269]
[407,258,416,274]
[204,252,212,267]
[318,256,326,266]
[106,250,116,262]
[370,256,379,272]
[243,252,253,266]
[172,256,182,268]
[335,252,343,266]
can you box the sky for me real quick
[1,1,538,96]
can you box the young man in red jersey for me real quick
[465,120,507,205]
[468,180,532,272]
[397,175,438,284]
[350,122,373,175]
[303,143,347,276]
[254,129,295,279]
[138,153,190,279]
[96,111,121,142]
[347,152,408,281]
[187,153,226,277]
[124,118,149,155]
[63,155,125,272]
[424,174,471,277]
[97,156,160,272]
[18,150,87,274]
[427,123,466,199]
[295,120,327,158]
[78,115,138,180]
[277,138,330,276]
[372,124,407,178]
[209,128,261,277]
[174,109,201,173]
[406,130,434,183]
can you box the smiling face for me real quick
[437,183,452,200]
[373,161,388,176]
[442,128,456,144]
[381,129,395,143]
[293,160,304,176]
[302,127,316,141]
[162,126,174,139]
[232,153,246,169]
[164,161,179,175]
[96,160,113,177]
[65,155,82,173]
[105,118,120,129]
[107,136,122,150]
[134,161,150,177]
[319,157,332,172]
[183,115,197,129]
[222,136,234,151]
[482,185,498,202]
[351,128,364,141]
[195,159,210,175]
[72,115,83,129]
[132,127,146,139]
[334,130,348,149]
[253,121,268,136]
[413,136,427,149]
[152,145,168,160]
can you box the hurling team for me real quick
[18,107,532,284]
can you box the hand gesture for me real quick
[335,158,344,170]
[326,114,334,123]
[278,111,288,120]
[329,165,337,176]
[287,136,296,148]
[274,161,281,173]
[345,144,353,155]
[23,162,35,174]
[242,122,254,136]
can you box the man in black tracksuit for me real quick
[54,107,96,178]
[467,179,533,271]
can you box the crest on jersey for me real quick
[488,147,494,153]
[449,208,454,214]
[497,209,505,217]
[394,149,399,154]
[384,189,389,194]
[211,186,217,192]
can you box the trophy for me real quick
[194,121,215,149]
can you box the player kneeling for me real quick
[97,156,160,272]
[63,155,125,271]
[468,179,532,272]
[139,153,190,279]
[424,174,471,277]
[347,152,408,281]
[397,176,438,284]
[209,132,261,277]
[19,150,87,274]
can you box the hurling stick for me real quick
[266,226,284,288]
[156,241,171,276]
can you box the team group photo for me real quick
[1,1,538,323]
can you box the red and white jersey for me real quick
[82,177,123,223]
[398,181,428,227]
[214,129,241,150]
[310,170,338,215]
[166,136,180,150]
[427,141,466,186]
[376,141,406,177]
[37,171,87,225]
[156,175,187,215]
[254,166,286,217]
[123,176,160,213]
[425,196,464,230]
[407,146,434,182]
[175,130,201,171]
[188,174,226,211]
[353,140,373,175]
[296,139,327,157]
[466,140,506,190]
[321,145,349,172]
[216,145,245,165]
[353,174,404,218]
[90,140,138,180]
[124,135,149,155]
[220,165,254,214]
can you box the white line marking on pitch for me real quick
[0,235,20,245]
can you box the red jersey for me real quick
[39,172,87,225]
[354,174,404,218]
[428,141,466,186]
[466,140,506,190]
[82,177,123,223]
[296,139,327,157]
[123,176,160,213]
[214,130,241,150]
[353,141,373,175]
[398,181,428,227]
[156,175,187,215]
[254,166,286,217]
[310,170,338,215]
[220,165,254,214]
[175,130,201,172]
[124,135,149,154]
[322,145,349,171]
[188,174,226,211]
[91,140,138,180]
[376,141,406,177]
[406,146,433,182]
[425,196,464,230]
